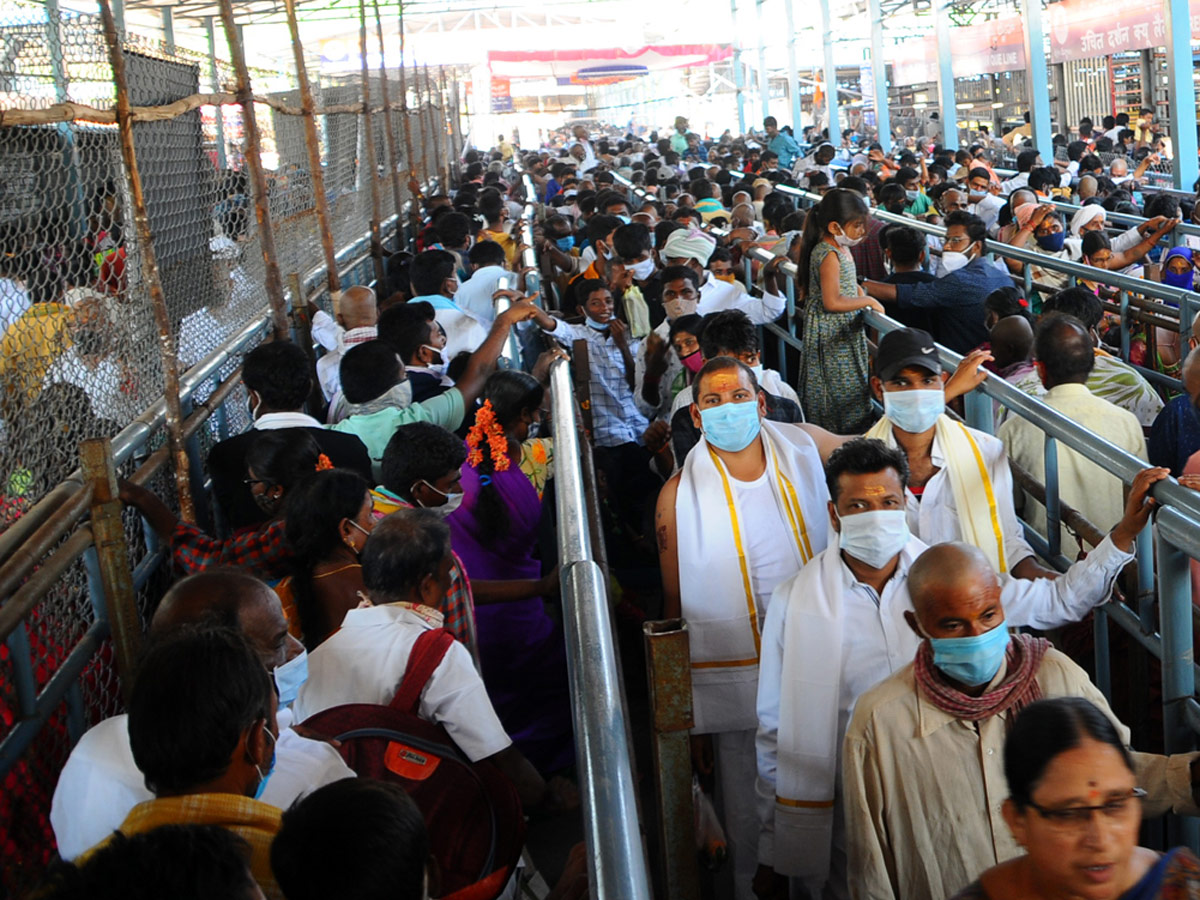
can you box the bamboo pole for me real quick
[372,0,404,224]
[96,0,196,523]
[359,0,385,286]
[215,0,290,341]
[396,0,422,246]
[283,0,341,300]
[424,67,442,191]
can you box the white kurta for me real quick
[293,603,511,762]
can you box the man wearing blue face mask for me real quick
[658,357,849,900]
[755,442,1160,900]
[51,571,354,863]
[843,469,1196,900]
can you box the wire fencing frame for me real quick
[0,0,454,889]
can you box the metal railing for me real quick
[548,357,653,900]
[772,184,1199,394]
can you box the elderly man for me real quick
[83,625,286,899]
[309,285,378,402]
[1000,315,1147,559]
[658,357,846,900]
[51,571,352,861]
[753,441,1159,900]
[293,508,565,814]
[842,476,1197,900]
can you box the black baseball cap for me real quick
[875,328,940,381]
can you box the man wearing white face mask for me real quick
[51,571,354,861]
[331,300,539,479]
[863,211,1009,354]
[842,471,1191,900]
[756,443,1161,900]
[862,328,1054,581]
[658,357,848,900]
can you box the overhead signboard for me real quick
[889,37,937,86]
[1047,0,1167,62]
[951,16,1027,77]
[490,76,513,113]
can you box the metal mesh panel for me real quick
[0,2,449,893]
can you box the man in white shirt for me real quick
[50,570,353,860]
[294,509,562,812]
[453,240,511,325]
[309,286,379,402]
[754,439,1156,900]
[999,314,1147,560]
[569,125,599,174]
[408,249,488,361]
[635,237,788,422]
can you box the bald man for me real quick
[754,441,1162,900]
[988,315,1033,376]
[51,571,354,859]
[843,470,1199,900]
[1000,314,1147,559]
[310,285,379,402]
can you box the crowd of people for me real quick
[21,108,1200,900]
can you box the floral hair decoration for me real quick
[466,400,511,472]
[315,453,334,471]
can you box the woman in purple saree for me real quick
[448,370,575,775]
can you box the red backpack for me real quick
[299,629,525,900]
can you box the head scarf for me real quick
[663,228,717,265]
[1069,204,1106,236]
[1161,247,1195,291]
[1014,202,1037,229]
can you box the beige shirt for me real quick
[998,382,1147,560]
[843,648,1198,900]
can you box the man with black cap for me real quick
[861,328,1054,580]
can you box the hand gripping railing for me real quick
[548,358,653,900]
[774,184,1199,392]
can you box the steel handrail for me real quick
[548,358,653,900]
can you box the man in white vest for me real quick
[657,356,846,900]
[752,439,1161,900]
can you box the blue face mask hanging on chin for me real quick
[252,726,277,800]
[926,622,1011,687]
[273,649,308,707]
[883,388,944,434]
[585,317,609,331]
[700,401,762,452]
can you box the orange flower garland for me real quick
[314,453,334,471]
[466,400,511,472]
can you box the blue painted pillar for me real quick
[818,0,841,145]
[1020,0,1054,161]
[731,0,747,135]
[784,0,801,129]
[161,7,175,53]
[867,0,891,152]
[755,0,769,120]
[1163,0,1200,191]
[933,0,957,148]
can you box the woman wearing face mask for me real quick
[952,697,1200,900]
[444,371,576,776]
[669,313,705,383]
[276,468,376,650]
[797,188,886,433]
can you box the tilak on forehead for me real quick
[710,372,742,391]
[861,484,888,496]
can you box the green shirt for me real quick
[903,192,933,217]
[330,388,465,479]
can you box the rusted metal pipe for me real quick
[0,484,93,606]
[643,619,700,899]
[372,0,404,225]
[358,0,385,286]
[0,528,93,646]
[438,64,452,189]
[417,65,431,189]
[283,0,341,300]
[80,438,141,702]
[396,4,422,243]
[97,0,196,523]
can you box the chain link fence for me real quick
[0,1,462,891]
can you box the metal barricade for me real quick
[548,358,653,900]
